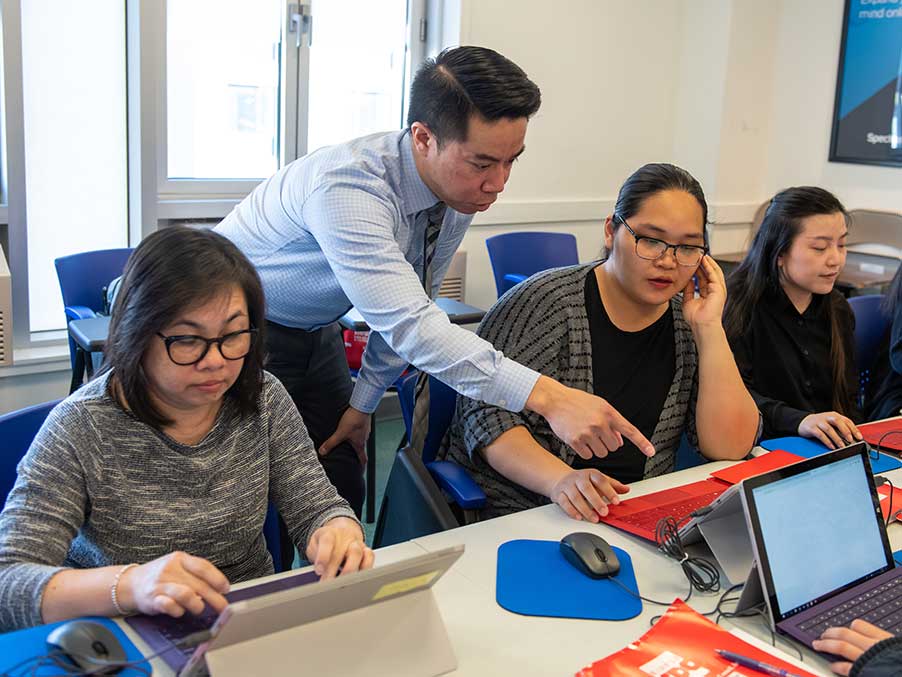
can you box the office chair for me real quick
[54,248,133,391]
[485,231,579,297]
[849,294,890,410]
[373,372,485,548]
[0,399,288,573]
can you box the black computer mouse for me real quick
[560,532,621,579]
[46,620,126,674]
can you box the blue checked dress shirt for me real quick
[216,130,540,415]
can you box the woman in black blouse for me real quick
[724,186,862,448]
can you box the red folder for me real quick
[709,449,804,485]
[859,419,902,452]
[576,599,819,676]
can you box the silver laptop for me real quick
[739,443,902,651]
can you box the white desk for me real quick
[411,458,902,676]
[119,456,902,676]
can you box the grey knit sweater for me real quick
[0,371,357,631]
[437,263,701,518]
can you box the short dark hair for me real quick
[407,46,541,146]
[102,226,267,429]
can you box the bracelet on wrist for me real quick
[111,563,138,616]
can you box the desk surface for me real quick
[67,315,111,352]
[338,297,485,332]
[40,457,901,676]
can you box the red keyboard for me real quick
[615,491,725,531]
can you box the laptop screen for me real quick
[745,446,891,620]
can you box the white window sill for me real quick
[0,344,71,378]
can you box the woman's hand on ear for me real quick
[681,256,727,330]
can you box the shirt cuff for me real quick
[349,378,386,414]
[478,358,541,413]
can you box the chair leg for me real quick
[365,412,377,523]
[69,348,86,394]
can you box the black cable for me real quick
[874,476,898,527]
[1,629,212,677]
[655,515,720,596]
[873,431,902,459]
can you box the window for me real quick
[8,0,128,338]
[157,0,427,204]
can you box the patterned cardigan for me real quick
[436,263,701,519]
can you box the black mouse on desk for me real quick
[46,620,126,674]
[560,532,620,579]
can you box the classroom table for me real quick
[66,315,111,392]
[339,297,486,523]
[35,453,899,676]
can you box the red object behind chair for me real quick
[343,329,369,370]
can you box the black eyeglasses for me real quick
[615,214,708,267]
[156,328,257,366]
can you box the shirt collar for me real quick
[769,283,827,319]
[398,129,442,217]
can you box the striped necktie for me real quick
[410,201,446,455]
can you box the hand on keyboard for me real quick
[812,618,893,675]
[549,469,630,522]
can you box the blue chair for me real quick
[0,400,61,506]
[485,231,579,297]
[373,372,485,548]
[54,248,133,392]
[0,399,287,573]
[848,294,890,409]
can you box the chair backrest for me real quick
[54,248,134,314]
[0,400,61,507]
[848,210,902,248]
[485,232,578,297]
[398,371,458,462]
[848,294,889,373]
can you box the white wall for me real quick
[766,0,902,211]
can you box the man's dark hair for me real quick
[407,46,541,145]
[102,225,267,429]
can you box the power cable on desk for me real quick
[0,629,212,677]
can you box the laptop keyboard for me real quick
[156,611,215,658]
[799,576,902,638]
[616,492,724,531]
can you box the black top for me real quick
[866,307,902,421]
[729,286,859,439]
[576,270,676,483]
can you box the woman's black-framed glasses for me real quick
[156,328,257,366]
[615,214,708,267]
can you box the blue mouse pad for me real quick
[496,539,642,620]
[0,617,146,676]
[760,436,902,474]
[894,549,902,567]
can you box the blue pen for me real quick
[715,649,803,677]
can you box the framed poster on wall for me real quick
[829,0,902,168]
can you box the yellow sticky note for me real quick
[372,570,439,601]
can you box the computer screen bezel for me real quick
[741,443,892,623]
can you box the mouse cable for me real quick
[0,629,212,677]
[874,431,902,459]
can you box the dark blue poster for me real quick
[830,0,902,167]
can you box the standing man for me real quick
[216,46,654,517]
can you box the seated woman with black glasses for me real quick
[437,163,759,521]
[0,226,371,632]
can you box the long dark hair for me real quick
[882,265,902,320]
[723,186,853,414]
[407,46,541,146]
[102,226,267,429]
[603,163,709,259]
